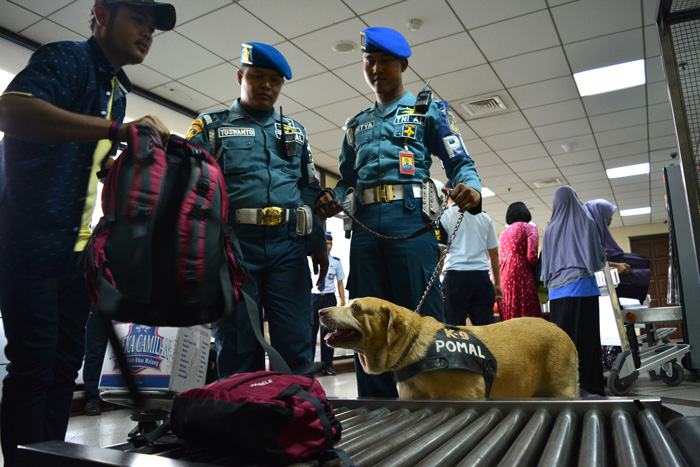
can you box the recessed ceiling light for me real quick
[574,59,646,97]
[620,207,651,216]
[606,162,650,179]
[482,187,495,197]
[332,40,356,54]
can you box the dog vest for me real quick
[392,326,498,397]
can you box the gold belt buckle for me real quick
[373,184,394,203]
[261,207,285,226]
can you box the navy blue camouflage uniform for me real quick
[187,99,325,376]
[335,91,482,397]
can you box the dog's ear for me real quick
[383,303,407,346]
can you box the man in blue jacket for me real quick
[315,27,482,398]
[0,1,175,463]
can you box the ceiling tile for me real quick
[470,10,559,61]
[589,108,647,133]
[522,99,586,127]
[492,46,570,88]
[283,72,358,108]
[290,109,337,134]
[0,0,41,32]
[467,111,530,137]
[8,0,73,16]
[175,4,283,62]
[146,31,225,80]
[342,0,400,15]
[309,128,345,152]
[599,140,648,159]
[45,0,92,38]
[560,161,605,176]
[552,149,602,167]
[125,65,172,91]
[20,19,84,44]
[551,0,642,44]
[428,65,502,104]
[167,0,231,25]
[483,128,540,151]
[410,33,486,78]
[275,42,328,81]
[534,118,592,142]
[510,76,580,109]
[315,96,374,128]
[596,125,648,148]
[497,143,549,162]
[240,0,354,38]
[292,18,367,71]
[647,102,673,123]
[582,86,646,116]
[149,81,218,113]
[177,63,239,104]
[449,0,547,30]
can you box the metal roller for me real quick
[340,407,390,429]
[334,406,368,422]
[335,408,431,457]
[352,408,456,467]
[537,409,578,467]
[611,409,648,467]
[456,408,528,467]
[376,409,479,467]
[637,409,688,467]
[415,408,504,467]
[340,408,409,441]
[578,409,607,467]
[497,408,553,467]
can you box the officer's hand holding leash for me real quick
[444,183,481,212]
[314,189,342,221]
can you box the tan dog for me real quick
[320,297,579,399]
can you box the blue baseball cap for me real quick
[240,42,292,80]
[325,232,333,241]
[360,27,411,58]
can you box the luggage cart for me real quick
[597,263,692,396]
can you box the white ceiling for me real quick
[0,0,680,234]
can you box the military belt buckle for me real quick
[373,184,394,203]
[261,207,286,226]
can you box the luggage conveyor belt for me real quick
[15,397,700,466]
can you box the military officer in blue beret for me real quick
[187,42,328,376]
[315,27,482,397]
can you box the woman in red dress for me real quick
[498,202,541,320]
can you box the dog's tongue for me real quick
[325,329,357,341]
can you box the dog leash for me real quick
[414,208,465,315]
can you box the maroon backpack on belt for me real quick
[170,371,344,465]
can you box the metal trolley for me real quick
[597,263,692,396]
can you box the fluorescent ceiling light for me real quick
[482,187,495,198]
[574,59,646,97]
[606,162,650,179]
[620,207,651,216]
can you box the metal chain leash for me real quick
[414,202,465,315]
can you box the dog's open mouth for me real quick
[324,328,361,344]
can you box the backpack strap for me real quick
[241,289,291,374]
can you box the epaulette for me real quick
[344,108,370,147]
[331,255,340,261]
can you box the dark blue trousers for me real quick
[348,197,445,398]
[442,270,496,326]
[212,224,313,377]
[0,254,91,466]
[83,309,109,402]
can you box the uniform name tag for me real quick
[218,127,255,137]
[356,121,374,133]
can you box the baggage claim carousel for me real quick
[15,397,700,466]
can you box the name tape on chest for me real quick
[218,127,255,138]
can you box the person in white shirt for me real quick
[438,181,501,326]
[309,232,346,375]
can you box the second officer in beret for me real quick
[315,27,482,398]
[187,42,327,376]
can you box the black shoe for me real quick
[322,367,336,376]
[84,400,102,416]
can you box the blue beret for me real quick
[361,27,411,58]
[240,42,292,80]
[325,232,333,241]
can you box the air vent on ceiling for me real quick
[460,96,508,116]
[533,178,563,189]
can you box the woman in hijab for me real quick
[498,202,541,320]
[541,186,607,396]
[583,199,631,277]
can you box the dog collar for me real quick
[389,332,419,371]
[392,326,498,397]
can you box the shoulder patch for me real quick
[186,118,204,140]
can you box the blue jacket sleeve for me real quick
[299,134,326,254]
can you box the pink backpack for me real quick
[84,123,243,326]
[171,371,343,464]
